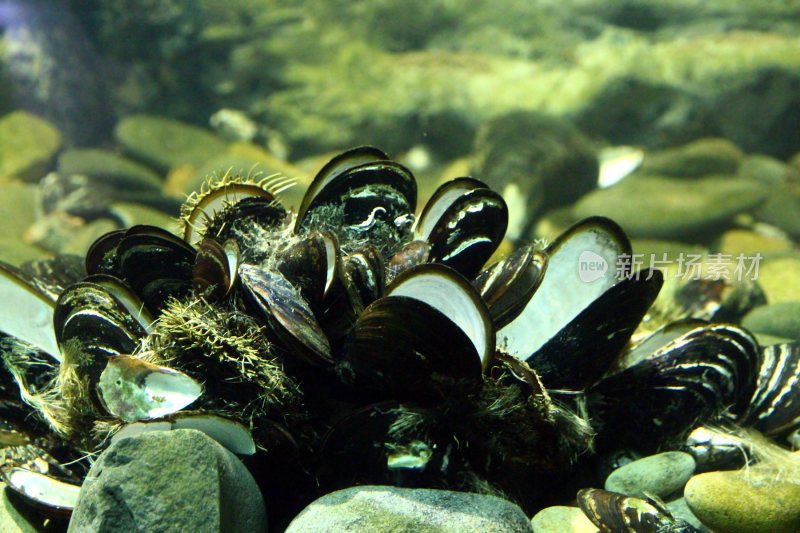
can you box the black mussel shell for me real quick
[296,146,403,224]
[83,274,154,332]
[529,269,663,390]
[54,282,149,386]
[85,229,125,276]
[341,264,492,401]
[114,225,197,313]
[0,262,61,360]
[184,184,284,245]
[577,488,699,533]
[497,217,632,365]
[17,255,87,301]
[239,264,332,366]
[342,245,385,308]
[193,238,239,303]
[276,232,338,313]
[317,401,400,488]
[320,262,365,345]
[387,240,431,281]
[295,148,417,253]
[473,245,546,329]
[741,343,800,436]
[675,277,766,323]
[416,177,508,279]
[586,322,759,452]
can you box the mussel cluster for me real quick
[0,147,798,528]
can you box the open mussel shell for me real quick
[530,269,663,390]
[192,238,240,302]
[54,282,149,384]
[295,148,417,252]
[586,321,759,452]
[18,254,86,301]
[111,413,256,455]
[114,225,197,313]
[342,264,492,400]
[577,488,699,533]
[415,177,508,279]
[497,217,632,364]
[473,245,546,329]
[276,231,338,312]
[3,468,81,519]
[183,183,284,245]
[296,146,408,224]
[97,355,203,423]
[0,262,61,361]
[239,264,332,366]
[740,343,800,436]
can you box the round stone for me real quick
[685,470,800,533]
[605,451,696,499]
[531,505,598,533]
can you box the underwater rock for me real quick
[0,0,111,145]
[68,429,266,533]
[471,112,597,240]
[0,182,39,238]
[742,302,800,343]
[62,219,119,257]
[0,111,61,181]
[756,256,800,303]
[57,149,163,192]
[717,229,793,255]
[285,486,532,533]
[685,469,800,533]
[665,498,707,532]
[604,451,696,500]
[573,175,767,240]
[575,77,704,150]
[0,239,46,266]
[115,115,227,172]
[752,187,800,240]
[530,506,598,533]
[109,202,178,230]
[639,138,744,178]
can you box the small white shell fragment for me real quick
[598,146,644,188]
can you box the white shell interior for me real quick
[99,357,202,422]
[415,182,474,241]
[7,468,80,509]
[173,415,257,455]
[112,415,256,455]
[144,369,204,419]
[0,267,60,361]
[389,271,490,367]
[498,225,624,360]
